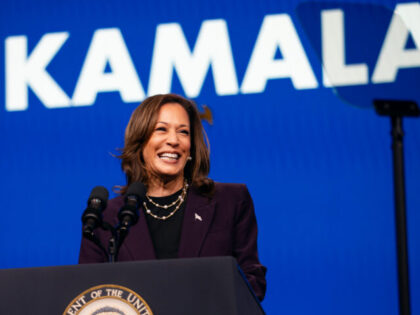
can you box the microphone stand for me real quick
[102,222,118,263]
[94,183,144,263]
[112,224,132,262]
[102,222,132,263]
[373,100,419,315]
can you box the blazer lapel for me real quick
[120,207,156,260]
[178,188,215,257]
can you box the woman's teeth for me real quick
[159,153,179,160]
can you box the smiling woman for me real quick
[78,94,267,301]
[141,103,192,195]
[118,94,213,196]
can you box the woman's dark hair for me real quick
[118,93,214,195]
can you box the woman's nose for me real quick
[166,129,179,145]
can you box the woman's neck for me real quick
[147,176,184,197]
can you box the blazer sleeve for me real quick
[233,185,267,301]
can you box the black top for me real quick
[144,188,186,259]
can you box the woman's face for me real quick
[142,102,191,183]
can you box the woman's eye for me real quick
[180,129,190,135]
[155,127,166,131]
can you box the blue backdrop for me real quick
[1,0,419,314]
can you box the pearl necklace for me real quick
[143,181,188,221]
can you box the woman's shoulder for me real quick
[102,195,124,219]
[108,195,125,208]
[212,182,250,199]
[213,182,247,191]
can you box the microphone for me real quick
[118,182,146,235]
[82,186,109,239]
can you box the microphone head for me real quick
[118,182,146,231]
[82,186,109,237]
[88,186,109,208]
[125,182,146,202]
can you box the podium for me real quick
[0,256,264,315]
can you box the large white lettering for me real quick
[4,3,420,112]
[72,28,145,106]
[5,33,71,111]
[372,2,420,83]
[148,19,238,97]
[241,14,318,93]
[321,9,368,86]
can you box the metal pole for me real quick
[391,116,411,315]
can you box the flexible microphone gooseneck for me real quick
[116,182,146,250]
[118,182,146,233]
[81,186,109,239]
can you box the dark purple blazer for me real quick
[79,183,267,300]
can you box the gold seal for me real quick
[63,284,153,315]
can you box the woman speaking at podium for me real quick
[79,94,266,301]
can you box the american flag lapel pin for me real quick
[194,213,202,222]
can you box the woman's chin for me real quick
[153,169,184,181]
